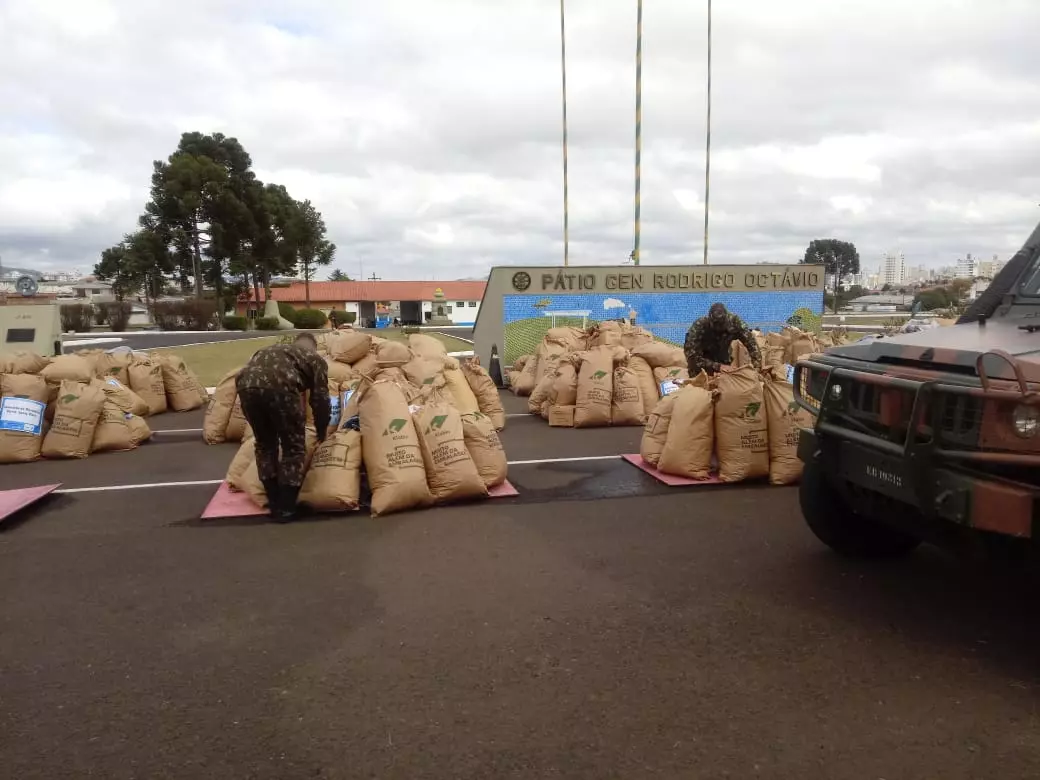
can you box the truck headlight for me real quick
[1011,403,1039,438]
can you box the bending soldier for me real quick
[236,333,330,522]
[684,302,762,376]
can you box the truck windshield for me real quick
[1021,250,1040,295]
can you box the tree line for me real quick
[94,132,337,313]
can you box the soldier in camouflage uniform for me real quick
[684,302,763,376]
[236,333,330,522]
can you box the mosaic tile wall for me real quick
[502,290,823,364]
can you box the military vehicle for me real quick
[794,222,1040,557]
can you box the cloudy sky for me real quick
[2,0,1039,280]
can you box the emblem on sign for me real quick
[511,272,531,292]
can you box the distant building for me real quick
[955,253,978,279]
[847,293,915,312]
[882,252,905,287]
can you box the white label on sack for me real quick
[106,378,124,389]
[329,395,342,428]
[659,380,680,397]
[784,364,795,384]
[341,388,355,406]
[408,404,422,414]
[0,397,45,435]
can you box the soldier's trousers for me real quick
[238,388,308,486]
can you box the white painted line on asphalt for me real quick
[63,337,125,347]
[152,428,204,434]
[149,335,277,351]
[51,455,622,494]
[433,332,474,344]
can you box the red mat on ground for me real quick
[0,484,61,524]
[621,454,724,486]
[201,482,268,519]
[202,479,520,519]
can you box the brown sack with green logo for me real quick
[327,329,372,365]
[629,355,659,418]
[300,429,363,512]
[159,354,208,412]
[0,374,49,463]
[529,372,555,415]
[408,333,448,359]
[713,365,769,482]
[91,402,135,453]
[203,368,240,444]
[461,412,508,487]
[658,375,715,479]
[639,392,678,468]
[763,366,814,485]
[42,380,105,459]
[94,351,131,386]
[127,414,152,446]
[98,376,149,417]
[442,358,481,415]
[574,347,616,428]
[40,354,93,385]
[461,361,505,430]
[548,355,579,407]
[359,379,432,516]
[511,353,540,396]
[128,357,167,415]
[611,363,645,426]
[632,342,684,370]
[413,398,487,503]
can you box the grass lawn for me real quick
[157,330,473,387]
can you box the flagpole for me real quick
[633,0,643,266]
[560,0,570,267]
[702,0,712,265]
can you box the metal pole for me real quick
[560,0,570,267]
[702,0,712,265]
[633,0,643,266]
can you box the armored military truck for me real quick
[794,222,1040,557]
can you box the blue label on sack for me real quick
[0,397,45,435]
[784,364,795,384]
[329,395,342,428]
[659,380,680,397]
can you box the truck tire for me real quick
[799,459,921,558]
[957,248,1033,323]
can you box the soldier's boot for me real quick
[275,484,301,523]
[262,479,281,517]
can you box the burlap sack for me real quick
[443,360,480,415]
[640,393,678,467]
[376,340,412,368]
[127,415,152,445]
[653,366,690,397]
[92,402,135,453]
[0,351,49,375]
[575,348,615,428]
[611,364,644,426]
[620,326,654,350]
[0,378,48,463]
[327,329,372,365]
[41,354,93,385]
[128,359,167,415]
[224,397,249,442]
[98,377,149,416]
[764,345,786,369]
[95,351,131,385]
[513,355,530,372]
[763,367,814,485]
[658,377,715,479]
[588,321,623,348]
[226,436,256,492]
[351,352,379,378]
[631,342,682,369]
[714,365,769,483]
[548,356,579,408]
[414,400,488,503]
[786,333,819,365]
[2,373,48,402]
[358,380,432,516]
[461,362,505,430]
[461,412,508,488]
[629,355,659,418]
[511,354,539,396]
[529,373,555,415]
[340,377,363,422]
[299,429,363,512]
[730,340,752,368]
[408,333,448,359]
[403,355,447,391]
[536,338,569,382]
[160,354,208,412]
[234,427,320,509]
[42,380,105,459]
[545,327,586,352]
[203,368,240,444]
[325,355,356,385]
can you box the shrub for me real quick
[103,302,132,332]
[150,300,219,331]
[256,317,281,331]
[222,315,248,331]
[328,310,356,327]
[60,303,94,333]
[94,306,108,326]
[277,302,298,325]
[294,308,328,329]
[403,326,421,335]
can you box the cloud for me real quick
[1,0,1040,280]
[603,297,627,310]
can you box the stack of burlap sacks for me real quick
[0,349,208,464]
[640,326,825,486]
[508,321,695,428]
[218,329,509,517]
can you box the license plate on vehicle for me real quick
[839,442,915,504]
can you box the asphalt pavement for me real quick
[2,392,1039,779]
[61,327,475,351]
